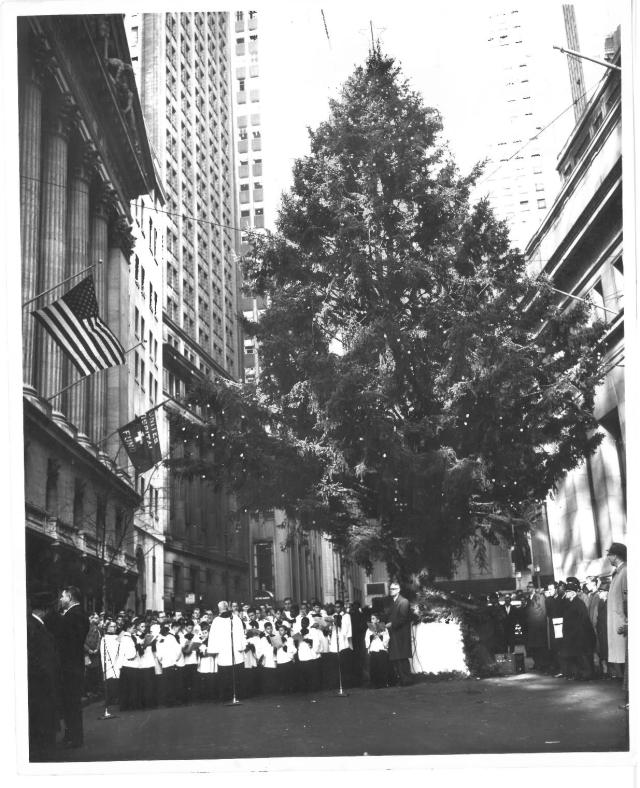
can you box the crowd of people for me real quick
[27,582,414,760]
[465,542,628,689]
[26,546,627,761]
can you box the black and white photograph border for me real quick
[1,0,639,783]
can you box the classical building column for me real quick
[35,91,74,407]
[65,139,97,440]
[20,39,50,394]
[87,181,114,446]
[105,215,135,466]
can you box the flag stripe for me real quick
[89,317,125,365]
[33,307,94,375]
[32,276,126,376]
[55,300,115,369]
[89,317,121,362]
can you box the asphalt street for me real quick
[49,674,628,763]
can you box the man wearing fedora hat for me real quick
[606,543,627,680]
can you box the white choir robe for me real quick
[297,634,321,661]
[328,613,352,652]
[149,624,163,675]
[365,628,389,652]
[258,636,277,669]
[156,634,183,668]
[244,634,261,669]
[311,625,330,654]
[275,636,295,664]
[118,633,138,670]
[137,641,157,670]
[182,633,201,666]
[197,642,217,674]
[207,615,246,666]
[100,634,121,679]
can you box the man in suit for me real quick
[27,590,59,761]
[55,586,89,748]
[386,582,413,686]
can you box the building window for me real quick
[537,198,546,209]
[152,555,156,583]
[173,562,182,595]
[73,478,84,529]
[253,541,274,594]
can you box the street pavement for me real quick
[50,674,628,762]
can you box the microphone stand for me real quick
[98,635,118,720]
[224,614,242,706]
[334,618,349,698]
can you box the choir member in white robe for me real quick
[196,623,217,701]
[156,622,184,706]
[365,615,390,688]
[275,625,296,693]
[207,602,246,701]
[100,621,120,708]
[258,622,278,695]
[296,617,322,692]
[181,620,201,704]
[118,621,139,711]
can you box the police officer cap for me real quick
[565,578,581,593]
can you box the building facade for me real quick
[127,164,168,612]
[231,10,353,606]
[127,12,249,611]
[19,14,158,610]
[525,40,623,580]
[481,5,566,250]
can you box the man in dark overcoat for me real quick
[559,577,596,680]
[385,582,413,686]
[27,590,59,761]
[54,586,89,748]
[523,583,549,671]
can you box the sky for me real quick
[256,0,623,226]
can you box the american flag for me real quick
[33,276,125,376]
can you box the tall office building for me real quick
[232,9,266,383]
[230,10,366,605]
[127,12,250,610]
[481,6,567,250]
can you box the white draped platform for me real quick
[410,621,468,675]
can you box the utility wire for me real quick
[477,72,609,188]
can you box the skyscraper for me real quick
[232,9,266,384]
[127,12,249,609]
[481,6,566,250]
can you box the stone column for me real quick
[105,215,135,467]
[65,140,97,440]
[19,44,47,394]
[35,92,74,408]
[87,181,113,446]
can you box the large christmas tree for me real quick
[172,47,605,582]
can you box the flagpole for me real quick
[45,341,145,402]
[94,396,172,448]
[22,260,103,309]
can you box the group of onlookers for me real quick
[471,542,628,689]
[26,546,627,761]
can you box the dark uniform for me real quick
[387,593,413,686]
[27,610,58,761]
[55,603,89,746]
